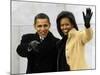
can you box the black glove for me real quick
[83,8,93,28]
[28,40,40,52]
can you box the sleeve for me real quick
[80,27,93,44]
[16,34,30,57]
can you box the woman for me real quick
[56,8,93,71]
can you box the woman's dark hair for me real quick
[34,13,50,25]
[56,11,78,37]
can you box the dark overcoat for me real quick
[17,32,59,74]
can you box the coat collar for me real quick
[35,31,54,42]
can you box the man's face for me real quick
[60,18,73,35]
[34,19,50,38]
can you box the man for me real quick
[17,13,59,74]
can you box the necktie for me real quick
[40,37,44,42]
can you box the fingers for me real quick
[90,12,93,18]
[87,8,93,19]
[86,8,91,14]
[82,11,85,19]
[86,8,93,16]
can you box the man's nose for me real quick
[41,26,45,31]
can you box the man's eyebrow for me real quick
[37,25,42,27]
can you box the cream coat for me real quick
[65,28,93,70]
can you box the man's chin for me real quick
[40,35,47,38]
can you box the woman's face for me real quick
[60,17,73,35]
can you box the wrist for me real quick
[85,23,90,28]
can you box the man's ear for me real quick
[34,24,36,29]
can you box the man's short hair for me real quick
[34,13,50,25]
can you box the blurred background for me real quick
[11,0,95,74]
